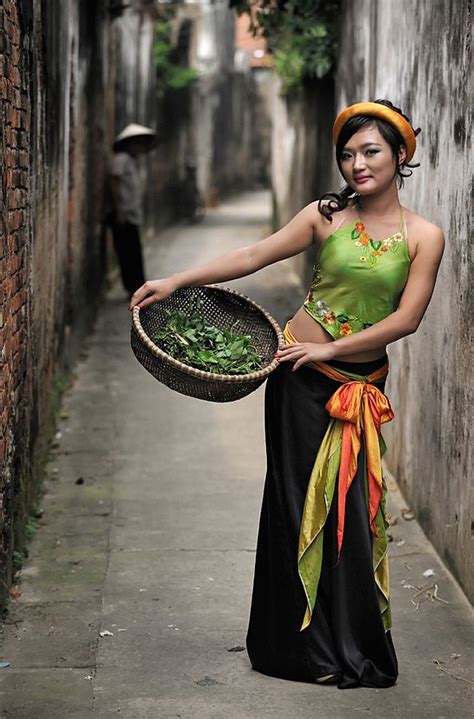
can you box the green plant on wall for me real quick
[230,0,341,94]
[154,19,199,96]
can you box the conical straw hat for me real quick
[113,123,157,149]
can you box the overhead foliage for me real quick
[230,0,341,94]
[154,3,198,96]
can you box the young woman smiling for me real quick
[129,99,444,688]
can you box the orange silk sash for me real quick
[282,322,394,558]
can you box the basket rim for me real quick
[131,284,284,384]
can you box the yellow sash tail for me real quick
[282,322,394,632]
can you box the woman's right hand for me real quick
[128,277,178,311]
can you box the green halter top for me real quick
[303,207,411,339]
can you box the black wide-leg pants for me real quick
[246,360,398,689]
[111,220,145,296]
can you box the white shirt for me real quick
[110,152,144,226]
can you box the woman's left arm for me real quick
[278,224,445,368]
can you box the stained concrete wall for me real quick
[271,0,472,600]
[335,0,472,602]
[271,76,335,286]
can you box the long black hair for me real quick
[319,99,421,221]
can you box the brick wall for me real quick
[0,0,33,609]
[0,1,114,610]
[0,0,162,614]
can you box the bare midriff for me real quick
[288,305,388,362]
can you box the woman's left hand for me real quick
[276,342,336,370]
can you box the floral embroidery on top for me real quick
[352,221,404,268]
[310,264,322,291]
[303,299,371,338]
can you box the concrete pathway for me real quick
[0,192,472,718]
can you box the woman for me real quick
[129,100,444,688]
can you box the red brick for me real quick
[5,127,16,148]
[2,276,12,298]
[8,65,20,86]
[7,233,18,255]
[7,150,19,170]
[9,333,20,353]
[9,274,21,296]
[7,189,18,209]
[1,77,10,101]
[11,87,20,107]
[10,43,19,67]
[7,253,19,274]
[10,24,20,47]
[7,107,20,128]
[10,294,23,314]
[10,273,20,294]
[9,211,23,231]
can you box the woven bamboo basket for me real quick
[130,285,284,402]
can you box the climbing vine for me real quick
[230,0,341,94]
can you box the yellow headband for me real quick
[333,102,416,162]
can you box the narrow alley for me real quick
[0,193,472,718]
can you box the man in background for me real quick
[109,123,157,297]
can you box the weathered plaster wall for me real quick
[269,0,472,600]
[271,76,335,286]
[335,0,472,599]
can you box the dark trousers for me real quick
[111,221,145,295]
[246,360,398,688]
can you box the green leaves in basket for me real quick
[152,299,264,375]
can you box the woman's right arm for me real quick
[129,201,323,310]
